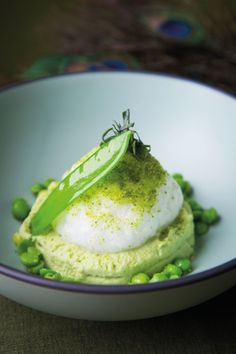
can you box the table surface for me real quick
[0,286,236,353]
[1,1,236,353]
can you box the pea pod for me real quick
[30,131,133,235]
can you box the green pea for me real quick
[44,178,55,188]
[202,208,219,225]
[130,273,150,284]
[12,198,31,222]
[172,173,184,181]
[175,258,192,273]
[186,198,203,211]
[39,268,53,276]
[31,183,45,196]
[20,252,40,267]
[183,181,193,196]
[27,260,45,274]
[39,268,62,281]
[174,178,185,190]
[18,239,34,254]
[169,275,180,280]
[27,247,42,258]
[193,210,202,221]
[44,272,62,281]
[163,264,182,277]
[150,272,169,283]
[195,221,209,236]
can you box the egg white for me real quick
[55,175,183,253]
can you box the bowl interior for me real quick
[0,72,235,275]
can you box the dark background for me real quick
[0,1,235,353]
[1,0,236,92]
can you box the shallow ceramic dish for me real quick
[0,72,235,321]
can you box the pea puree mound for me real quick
[18,184,194,285]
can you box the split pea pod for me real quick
[30,131,133,235]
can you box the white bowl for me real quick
[0,72,235,320]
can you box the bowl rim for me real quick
[1,70,236,100]
[0,71,236,295]
[0,259,235,294]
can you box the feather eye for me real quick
[138,7,205,46]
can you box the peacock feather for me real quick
[137,6,205,46]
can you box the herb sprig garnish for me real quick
[102,109,151,156]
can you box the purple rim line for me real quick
[0,258,236,294]
[0,71,236,295]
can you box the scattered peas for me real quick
[17,239,34,254]
[164,264,182,277]
[202,208,219,225]
[44,272,62,281]
[193,210,202,221]
[18,241,42,267]
[150,272,169,283]
[173,173,193,196]
[195,221,209,236]
[27,260,45,275]
[175,258,192,273]
[44,178,55,188]
[183,181,193,196]
[172,173,183,181]
[131,273,150,284]
[174,178,185,189]
[39,268,53,276]
[169,275,180,280]
[31,178,56,196]
[18,244,60,279]
[173,173,220,239]
[19,252,40,267]
[27,246,42,258]
[12,198,31,222]
[186,198,203,211]
[31,183,45,195]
